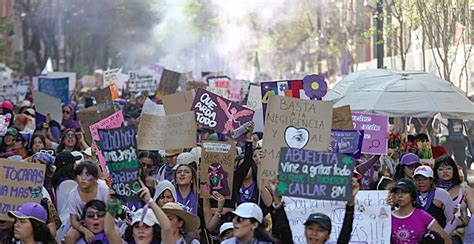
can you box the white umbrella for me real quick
[326,69,474,120]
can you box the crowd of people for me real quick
[0,87,473,244]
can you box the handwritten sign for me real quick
[38,77,69,103]
[77,107,101,145]
[200,141,235,199]
[162,90,195,115]
[284,191,391,244]
[89,111,124,175]
[330,130,364,159]
[260,96,332,181]
[156,69,181,100]
[352,112,388,155]
[32,90,62,124]
[141,98,165,116]
[0,114,12,136]
[332,105,353,130]
[191,88,254,141]
[93,86,115,116]
[246,85,262,110]
[187,81,208,91]
[0,159,46,221]
[97,126,139,201]
[260,80,309,121]
[137,112,196,151]
[103,68,119,87]
[277,148,355,201]
[129,70,156,92]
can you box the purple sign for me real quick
[192,88,254,142]
[330,130,364,159]
[352,112,388,155]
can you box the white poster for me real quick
[284,190,391,244]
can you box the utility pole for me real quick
[375,0,384,68]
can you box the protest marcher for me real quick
[0,127,17,153]
[119,207,161,244]
[219,222,234,241]
[390,179,451,243]
[65,161,109,244]
[202,189,226,234]
[139,150,162,188]
[394,153,422,180]
[77,200,120,244]
[222,202,277,244]
[174,163,199,215]
[0,220,13,243]
[30,134,47,153]
[372,176,395,190]
[61,104,80,130]
[156,148,183,182]
[433,155,474,243]
[1,131,31,160]
[153,180,177,206]
[8,202,55,244]
[56,128,88,153]
[413,165,454,232]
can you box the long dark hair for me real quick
[433,155,462,185]
[174,164,198,192]
[75,161,99,179]
[123,223,161,243]
[56,128,81,153]
[52,160,75,190]
[252,219,278,243]
[30,134,47,151]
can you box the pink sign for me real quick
[352,112,388,155]
[89,111,124,175]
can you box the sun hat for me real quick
[190,147,201,161]
[131,208,159,226]
[219,222,234,236]
[176,152,196,166]
[413,165,434,178]
[165,148,184,157]
[400,153,420,166]
[153,180,177,202]
[304,213,332,232]
[161,202,200,232]
[8,202,47,224]
[232,202,263,224]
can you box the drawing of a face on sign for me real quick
[206,162,230,197]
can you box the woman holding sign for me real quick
[7,202,55,244]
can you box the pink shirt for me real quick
[391,208,435,244]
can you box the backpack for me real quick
[447,119,465,142]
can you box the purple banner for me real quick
[330,130,364,159]
[352,112,388,155]
[191,88,254,142]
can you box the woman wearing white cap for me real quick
[219,222,234,241]
[222,202,276,244]
[413,165,455,233]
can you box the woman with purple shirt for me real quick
[174,163,198,215]
[61,105,80,130]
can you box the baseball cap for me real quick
[390,178,417,194]
[6,127,18,137]
[176,152,196,166]
[219,222,234,236]
[55,151,82,167]
[414,165,434,178]
[232,202,263,224]
[0,101,14,111]
[131,208,159,226]
[8,202,48,224]
[400,153,420,166]
[304,213,332,232]
[71,151,84,164]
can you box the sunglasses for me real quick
[40,149,55,155]
[63,110,70,114]
[85,211,106,219]
[233,216,252,223]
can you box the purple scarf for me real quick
[177,190,198,215]
[239,181,256,203]
[417,188,436,211]
[436,179,455,191]
[61,104,80,130]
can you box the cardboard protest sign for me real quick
[200,141,236,199]
[260,96,332,181]
[252,108,264,133]
[97,126,140,201]
[352,112,389,155]
[330,130,364,158]
[32,90,62,124]
[90,111,124,175]
[103,68,119,87]
[129,70,156,93]
[156,69,181,100]
[228,79,242,101]
[277,148,355,201]
[141,98,165,116]
[137,112,196,150]
[191,88,254,142]
[332,105,353,130]
[93,86,115,116]
[187,81,208,90]
[0,159,46,221]
[261,80,309,121]
[0,114,12,136]
[246,85,262,110]
[162,90,195,115]
[77,107,101,145]
[284,191,391,243]
[38,77,69,103]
